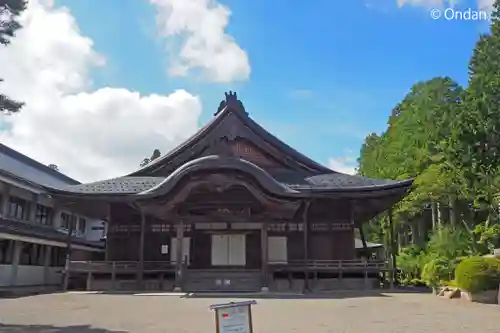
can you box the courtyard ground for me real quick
[0,291,498,333]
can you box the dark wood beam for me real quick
[137,207,146,289]
[303,200,311,292]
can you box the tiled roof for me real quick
[59,177,165,194]
[53,170,411,195]
[0,144,79,187]
[305,173,398,188]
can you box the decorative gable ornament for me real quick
[215,91,247,116]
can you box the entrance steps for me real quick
[183,269,262,292]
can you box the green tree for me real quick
[0,0,26,114]
[445,1,500,221]
[140,149,161,167]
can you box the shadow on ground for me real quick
[0,324,127,333]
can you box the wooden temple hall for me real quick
[44,92,413,292]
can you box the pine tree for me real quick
[0,0,27,114]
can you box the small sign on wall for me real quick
[161,244,169,254]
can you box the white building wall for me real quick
[85,220,106,242]
[0,265,62,286]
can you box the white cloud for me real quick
[0,0,202,182]
[477,0,494,11]
[289,89,313,99]
[396,0,493,11]
[327,157,357,175]
[150,0,250,83]
[396,0,448,7]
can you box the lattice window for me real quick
[268,223,286,232]
[331,223,352,231]
[111,225,129,232]
[151,224,170,233]
[288,223,304,232]
[311,223,329,231]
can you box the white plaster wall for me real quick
[85,220,106,242]
[0,265,62,286]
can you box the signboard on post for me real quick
[209,300,257,333]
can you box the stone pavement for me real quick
[0,291,498,333]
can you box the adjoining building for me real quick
[43,92,412,292]
[0,144,105,290]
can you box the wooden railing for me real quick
[268,259,389,271]
[69,261,175,273]
[70,259,389,273]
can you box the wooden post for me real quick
[260,220,269,292]
[174,218,184,292]
[105,203,112,261]
[303,201,311,292]
[111,261,116,290]
[63,209,76,291]
[137,207,146,290]
[363,260,369,290]
[388,207,396,289]
[86,270,93,291]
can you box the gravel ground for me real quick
[0,291,498,333]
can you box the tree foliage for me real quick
[140,149,161,167]
[0,0,26,114]
[357,1,500,287]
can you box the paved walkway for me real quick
[0,291,498,332]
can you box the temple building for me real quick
[0,144,105,292]
[44,92,413,292]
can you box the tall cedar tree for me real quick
[0,0,26,114]
[446,0,500,206]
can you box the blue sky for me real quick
[51,0,490,175]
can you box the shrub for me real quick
[455,256,500,293]
[421,257,454,288]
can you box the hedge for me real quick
[454,256,500,293]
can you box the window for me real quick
[78,217,87,234]
[20,243,45,266]
[0,239,13,264]
[8,196,29,220]
[60,213,77,230]
[50,246,66,267]
[35,204,53,225]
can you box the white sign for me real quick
[161,244,168,254]
[217,305,250,333]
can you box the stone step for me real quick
[183,270,262,292]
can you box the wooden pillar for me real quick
[63,209,76,291]
[105,203,112,261]
[9,241,23,286]
[353,200,368,259]
[29,193,38,223]
[111,262,116,290]
[86,271,93,291]
[303,200,311,292]
[0,183,11,217]
[174,218,184,292]
[43,245,51,285]
[260,220,269,292]
[388,207,396,289]
[137,208,146,289]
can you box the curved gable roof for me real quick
[127,94,332,177]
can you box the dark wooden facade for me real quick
[49,92,412,292]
